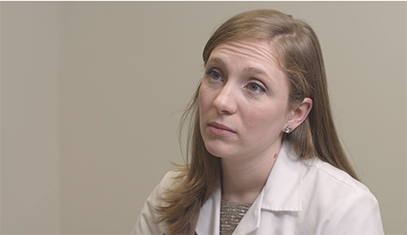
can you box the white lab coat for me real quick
[133,143,384,235]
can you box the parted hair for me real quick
[155,9,358,235]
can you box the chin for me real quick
[204,141,235,159]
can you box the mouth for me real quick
[208,122,236,136]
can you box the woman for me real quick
[133,9,384,235]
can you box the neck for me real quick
[220,142,282,203]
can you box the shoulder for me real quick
[160,170,182,184]
[300,158,383,234]
[132,169,187,235]
[301,157,377,209]
[302,157,370,195]
[138,169,187,212]
[148,169,186,200]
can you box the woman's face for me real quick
[199,38,292,161]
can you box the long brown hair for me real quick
[156,9,358,235]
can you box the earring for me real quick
[284,125,292,134]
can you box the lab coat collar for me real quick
[196,142,303,235]
[261,142,303,212]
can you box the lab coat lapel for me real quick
[261,143,303,211]
[231,186,264,234]
[196,184,221,235]
[196,143,303,235]
[233,143,303,234]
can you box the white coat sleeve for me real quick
[132,173,171,235]
[323,189,384,235]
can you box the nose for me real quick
[212,83,237,115]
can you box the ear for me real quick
[286,98,313,131]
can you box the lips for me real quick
[208,122,236,136]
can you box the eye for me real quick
[206,69,223,82]
[246,82,266,93]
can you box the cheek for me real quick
[198,86,212,114]
[198,88,205,114]
[245,104,288,133]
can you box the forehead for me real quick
[207,39,285,77]
[207,39,289,92]
[208,39,280,66]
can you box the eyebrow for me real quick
[245,67,276,86]
[208,57,268,74]
[244,67,269,77]
[206,56,276,84]
[206,57,225,67]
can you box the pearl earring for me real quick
[284,125,292,134]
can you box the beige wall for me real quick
[1,2,406,234]
[1,2,60,234]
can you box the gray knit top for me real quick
[220,200,253,235]
[195,200,252,235]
